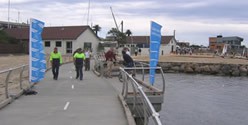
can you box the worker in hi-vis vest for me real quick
[50,47,62,80]
[73,48,85,80]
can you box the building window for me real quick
[56,41,62,47]
[66,41,72,54]
[44,41,50,47]
[84,42,92,50]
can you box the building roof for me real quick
[4,26,91,40]
[126,36,175,44]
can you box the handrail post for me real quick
[160,68,166,94]
[5,69,12,99]
[19,66,25,90]
[141,62,145,81]
[144,101,148,125]
[100,61,104,78]
[124,73,128,99]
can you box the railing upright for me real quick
[5,70,12,99]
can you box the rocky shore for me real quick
[158,62,248,76]
[133,55,248,77]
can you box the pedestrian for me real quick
[122,50,134,68]
[84,49,91,71]
[134,48,138,56]
[73,48,81,70]
[138,48,142,55]
[126,48,131,56]
[122,50,135,76]
[105,47,116,78]
[50,47,62,80]
[73,48,85,80]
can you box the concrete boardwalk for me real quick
[0,63,128,125]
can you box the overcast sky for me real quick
[0,0,248,46]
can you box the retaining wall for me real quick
[157,62,248,76]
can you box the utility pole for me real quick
[8,0,10,28]
[87,0,90,25]
[18,11,20,23]
[121,21,123,33]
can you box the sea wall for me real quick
[157,62,248,76]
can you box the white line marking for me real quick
[64,102,70,110]
[72,85,74,89]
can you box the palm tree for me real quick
[107,28,126,45]
[125,29,132,36]
[92,24,101,36]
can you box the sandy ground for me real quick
[0,54,29,71]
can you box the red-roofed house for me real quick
[125,35,177,55]
[4,26,100,55]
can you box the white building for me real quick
[4,26,101,55]
[124,36,177,55]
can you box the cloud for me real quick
[0,0,247,46]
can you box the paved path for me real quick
[0,63,128,125]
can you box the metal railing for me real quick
[0,65,29,101]
[92,53,165,125]
[133,62,166,94]
[120,67,162,125]
[0,55,74,104]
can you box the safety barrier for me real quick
[0,55,74,108]
[0,65,29,108]
[92,52,164,125]
[119,67,162,125]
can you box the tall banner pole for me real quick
[29,18,46,83]
[149,21,162,85]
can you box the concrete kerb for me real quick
[0,98,13,109]
[118,94,136,125]
[92,68,101,77]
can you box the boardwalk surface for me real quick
[0,63,128,125]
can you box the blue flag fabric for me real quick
[149,21,162,85]
[29,18,46,83]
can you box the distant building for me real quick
[0,21,29,29]
[209,35,244,52]
[4,26,100,55]
[177,41,190,48]
[124,36,177,55]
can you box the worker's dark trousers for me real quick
[85,58,90,71]
[76,65,83,80]
[52,64,60,80]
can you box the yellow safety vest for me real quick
[50,52,62,64]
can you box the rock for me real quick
[194,65,201,73]
[201,65,211,73]
[209,65,220,74]
[171,66,180,72]
[221,65,231,75]
[239,66,247,76]
[232,70,240,76]
[179,64,185,72]
[185,65,194,73]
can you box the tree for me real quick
[0,30,18,44]
[107,28,126,45]
[92,24,101,36]
[125,29,132,36]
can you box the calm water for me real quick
[152,73,248,125]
